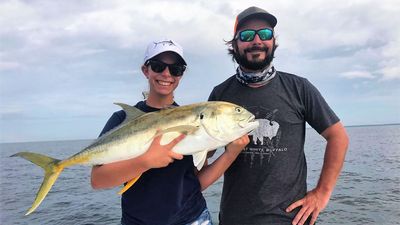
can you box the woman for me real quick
[91,38,249,225]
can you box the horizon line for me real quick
[1,123,399,145]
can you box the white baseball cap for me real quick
[143,38,187,65]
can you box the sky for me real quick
[1,0,399,143]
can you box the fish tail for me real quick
[10,152,63,215]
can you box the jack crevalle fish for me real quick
[11,101,259,215]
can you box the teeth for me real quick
[157,81,171,86]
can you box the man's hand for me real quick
[286,188,331,225]
[225,134,250,157]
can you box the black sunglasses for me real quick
[237,28,274,42]
[146,60,186,77]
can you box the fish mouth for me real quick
[239,115,258,128]
[248,115,255,122]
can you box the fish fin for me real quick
[150,125,199,146]
[192,150,208,170]
[161,104,178,109]
[10,152,63,215]
[118,174,142,195]
[114,103,146,122]
[156,125,199,136]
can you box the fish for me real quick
[11,101,259,215]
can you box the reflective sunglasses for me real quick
[146,60,186,77]
[237,28,274,42]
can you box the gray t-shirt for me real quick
[208,71,339,225]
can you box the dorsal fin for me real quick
[114,103,146,122]
[162,104,178,110]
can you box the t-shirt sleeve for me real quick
[208,88,218,101]
[98,111,126,137]
[303,79,340,134]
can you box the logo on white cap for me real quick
[143,39,186,65]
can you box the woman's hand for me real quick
[139,132,185,169]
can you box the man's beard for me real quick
[234,46,275,70]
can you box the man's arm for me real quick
[286,121,349,225]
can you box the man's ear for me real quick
[232,40,238,54]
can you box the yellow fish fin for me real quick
[118,174,142,195]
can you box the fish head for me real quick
[199,101,259,143]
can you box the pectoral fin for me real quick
[192,150,208,170]
[118,174,142,195]
[156,125,199,136]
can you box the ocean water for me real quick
[1,124,399,225]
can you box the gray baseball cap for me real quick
[234,6,277,34]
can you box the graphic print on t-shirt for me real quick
[242,106,287,166]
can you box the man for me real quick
[208,6,349,225]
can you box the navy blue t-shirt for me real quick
[99,101,206,225]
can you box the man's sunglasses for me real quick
[146,60,186,77]
[237,28,274,42]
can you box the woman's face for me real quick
[142,52,184,97]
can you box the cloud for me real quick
[0,103,24,120]
[379,66,400,81]
[1,0,400,142]
[340,71,375,79]
[0,61,22,70]
[379,39,400,81]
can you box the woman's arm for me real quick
[91,134,185,189]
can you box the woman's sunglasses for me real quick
[146,60,186,77]
[237,28,274,42]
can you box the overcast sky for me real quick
[1,0,399,143]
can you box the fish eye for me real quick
[200,113,204,119]
[235,107,242,113]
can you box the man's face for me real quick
[234,18,275,71]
